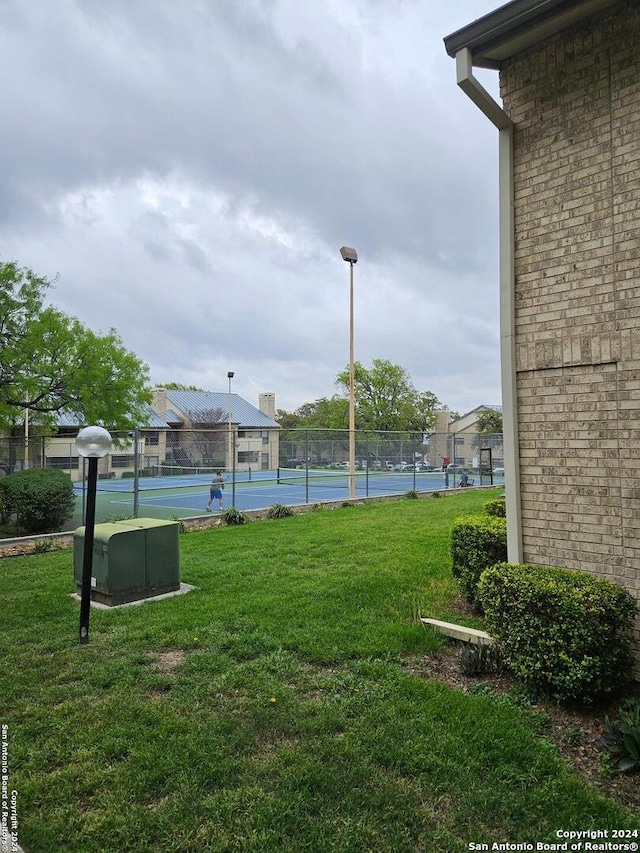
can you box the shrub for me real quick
[478,563,638,704]
[0,485,8,525]
[221,507,248,526]
[484,498,506,517]
[450,515,507,606]
[266,503,294,519]
[0,468,75,534]
[404,490,419,500]
[604,698,640,773]
[459,642,501,676]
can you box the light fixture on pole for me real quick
[76,425,112,645]
[340,246,358,500]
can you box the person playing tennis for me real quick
[206,470,225,511]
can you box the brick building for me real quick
[429,407,503,473]
[444,0,640,675]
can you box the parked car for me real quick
[492,467,505,475]
[286,458,308,468]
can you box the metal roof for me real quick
[57,405,170,429]
[444,0,621,69]
[165,390,280,429]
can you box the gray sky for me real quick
[1,0,504,416]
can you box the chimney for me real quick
[433,409,451,434]
[153,388,168,417]
[259,393,276,419]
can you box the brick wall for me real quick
[500,0,640,676]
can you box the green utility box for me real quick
[74,518,180,606]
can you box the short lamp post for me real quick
[340,246,358,500]
[76,425,112,645]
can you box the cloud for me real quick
[0,0,503,413]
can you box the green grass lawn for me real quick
[1,489,637,852]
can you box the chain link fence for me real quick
[278,428,504,473]
[0,427,504,532]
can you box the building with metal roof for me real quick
[152,388,280,472]
[153,389,279,430]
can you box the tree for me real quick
[0,261,151,430]
[275,409,301,429]
[476,409,503,436]
[179,407,227,466]
[335,359,441,432]
[293,397,349,430]
[161,382,205,391]
[275,397,349,464]
[276,398,349,433]
[473,408,504,461]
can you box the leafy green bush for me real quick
[221,507,248,526]
[478,563,638,704]
[0,468,75,534]
[266,503,294,519]
[459,642,501,676]
[450,515,507,606]
[604,698,640,773]
[0,485,8,525]
[484,498,506,517]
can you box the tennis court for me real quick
[73,467,503,525]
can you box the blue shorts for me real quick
[210,488,223,499]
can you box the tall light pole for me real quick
[340,246,358,499]
[227,371,235,506]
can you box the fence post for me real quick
[304,429,309,503]
[133,428,140,518]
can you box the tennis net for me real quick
[276,466,434,491]
[158,464,225,480]
[90,465,231,493]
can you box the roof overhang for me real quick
[444,0,621,69]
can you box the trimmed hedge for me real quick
[450,515,507,606]
[0,468,75,534]
[484,498,506,517]
[478,563,638,704]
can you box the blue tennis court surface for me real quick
[75,469,503,524]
